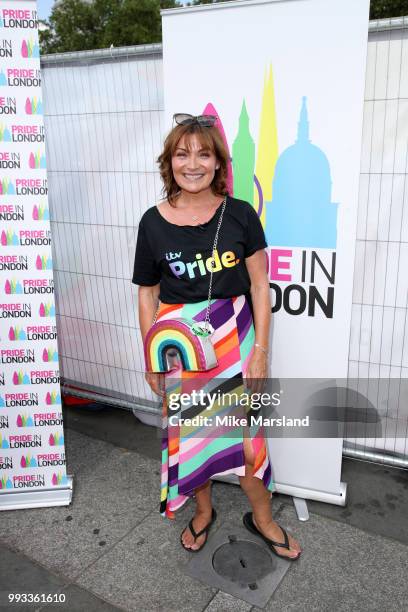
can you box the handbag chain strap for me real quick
[152,195,227,329]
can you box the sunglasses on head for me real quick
[173,113,217,127]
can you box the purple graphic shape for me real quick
[254,174,263,218]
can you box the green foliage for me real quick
[370,0,408,19]
[39,0,180,54]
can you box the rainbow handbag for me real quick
[143,197,227,373]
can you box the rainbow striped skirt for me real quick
[157,294,275,519]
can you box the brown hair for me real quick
[157,123,230,206]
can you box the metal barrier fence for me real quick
[345,17,408,467]
[40,17,408,465]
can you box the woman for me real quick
[132,114,301,560]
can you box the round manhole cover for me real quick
[212,538,274,585]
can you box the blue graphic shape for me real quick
[27,416,34,426]
[7,182,15,195]
[33,43,40,58]
[46,258,52,270]
[265,96,338,249]
[1,127,11,142]
[56,393,61,404]
[6,478,12,488]
[15,281,23,293]
[12,232,18,245]
[19,330,27,340]
[1,439,9,448]
[59,436,64,445]
[0,395,4,408]
[44,208,50,221]
[0,71,6,86]
[22,373,30,384]
[52,352,58,362]
[29,457,37,467]
[40,155,46,168]
[0,18,4,28]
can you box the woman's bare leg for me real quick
[239,435,301,558]
[181,480,213,550]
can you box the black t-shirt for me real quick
[132,195,267,307]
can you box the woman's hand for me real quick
[244,350,268,394]
[145,371,166,398]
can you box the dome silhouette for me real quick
[265,96,338,248]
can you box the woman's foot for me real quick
[252,515,302,559]
[181,509,214,551]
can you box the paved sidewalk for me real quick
[0,406,407,611]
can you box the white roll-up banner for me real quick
[0,1,71,510]
[162,0,370,503]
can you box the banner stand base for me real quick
[0,475,73,511]
[276,480,347,507]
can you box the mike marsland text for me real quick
[168,415,310,427]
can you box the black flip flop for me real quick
[180,508,217,553]
[243,512,301,561]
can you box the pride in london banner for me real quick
[161,0,370,506]
[0,1,71,510]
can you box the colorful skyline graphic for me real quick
[33,203,49,220]
[206,64,338,248]
[46,391,61,405]
[0,178,15,195]
[29,150,46,169]
[17,414,34,427]
[25,97,42,115]
[43,347,58,362]
[1,229,19,246]
[52,472,68,486]
[0,124,11,142]
[9,326,27,341]
[49,433,64,446]
[12,370,30,385]
[36,254,52,270]
[21,454,37,468]
[39,302,55,317]
[5,279,23,294]
[22,38,40,58]
[0,476,13,489]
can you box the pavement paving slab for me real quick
[0,545,121,612]
[260,504,408,612]
[0,429,160,581]
[75,506,218,612]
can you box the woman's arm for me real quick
[246,250,271,351]
[138,283,165,397]
[245,250,271,391]
[138,283,160,342]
